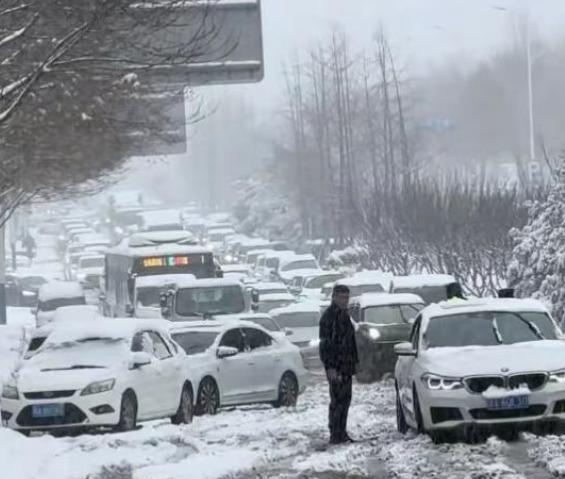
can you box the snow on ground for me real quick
[0,377,557,479]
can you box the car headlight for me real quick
[309,338,320,347]
[421,373,463,391]
[76,273,86,281]
[2,382,19,399]
[367,328,381,340]
[81,379,115,396]
[22,290,36,298]
[224,254,234,263]
[549,369,565,383]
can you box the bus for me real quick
[102,232,218,316]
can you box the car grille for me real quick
[470,405,546,420]
[16,403,87,427]
[24,390,76,400]
[465,373,548,394]
[465,376,504,394]
[508,373,547,391]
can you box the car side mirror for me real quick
[131,352,152,369]
[217,346,239,359]
[394,342,416,357]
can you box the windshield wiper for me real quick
[512,313,545,340]
[42,365,105,371]
[492,319,503,344]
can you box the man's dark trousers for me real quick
[328,374,352,441]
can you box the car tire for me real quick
[395,383,408,434]
[413,385,425,434]
[171,384,193,425]
[196,378,219,416]
[273,372,298,408]
[115,391,137,432]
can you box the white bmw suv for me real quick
[395,298,565,442]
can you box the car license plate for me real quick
[486,395,529,410]
[32,404,65,418]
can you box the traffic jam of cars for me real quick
[1,195,565,449]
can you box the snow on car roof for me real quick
[421,298,550,325]
[139,209,182,225]
[207,227,235,235]
[270,301,321,316]
[135,274,195,288]
[279,253,316,265]
[169,319,262,334]
[129,230,195,246]
[38,281,84,301]
[79,254,105,261]
[45,318,171,345]
[53,305,100,323]
[174,277,243,289]
[281,268,324,278]
[263,250,295,260]
[356,293,425,308]
[258,292,295,302]
[391,274,456,289]
[337,276,387,288]
[108,238,212,257]
[252,282,288,291]
[221,264,251,273]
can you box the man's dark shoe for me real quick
[342,433,356,443]
[329,435,344,445]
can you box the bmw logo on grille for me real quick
[501,367,510,373]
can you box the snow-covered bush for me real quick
[508,172,565,324]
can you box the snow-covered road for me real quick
[1,376,564,479]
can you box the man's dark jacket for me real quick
[319,303,359,376]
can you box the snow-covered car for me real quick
[257,250,296,281]
[132,274,194,319]
[275,254,320,284]
[330,274,387,302]
[270,303,321,369]
[75,254,105,289]
[169,320,307,414]
[256,293,296,313]
[24,306,101,359]
[349,293,425,383]
[2,319,194,434]
[390,274,456,305]
[394,298,565,443]
[35,282,86,328]
[291,270,345,300]
[162,277,249,321]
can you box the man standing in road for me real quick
[319,284,358,444]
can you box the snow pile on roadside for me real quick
[525,433,565,476]
[0,324,27,384]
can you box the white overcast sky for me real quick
[221,0,565,110]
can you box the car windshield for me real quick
[80,257,104,268]
[175,286,245,317]
[425,311,559,348]
[281,260,318,272]
[363,306,404,325]
[305,274,343,290]
[274,312,319,328]
[395,286,447,305]
[172,331,218,355]
[266,258,280,269]
[38,296,86,312]
[137,287,161,307]
[247,317,280,331]
[20,276,47,290]
[349,284,384,296]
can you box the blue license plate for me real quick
[486,395,529,410]
[32,404,65,418]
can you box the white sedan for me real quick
[170,320,308,415]
[1,319,194,435]
[395,298,565,442]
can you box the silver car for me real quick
[395,298,565,442]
